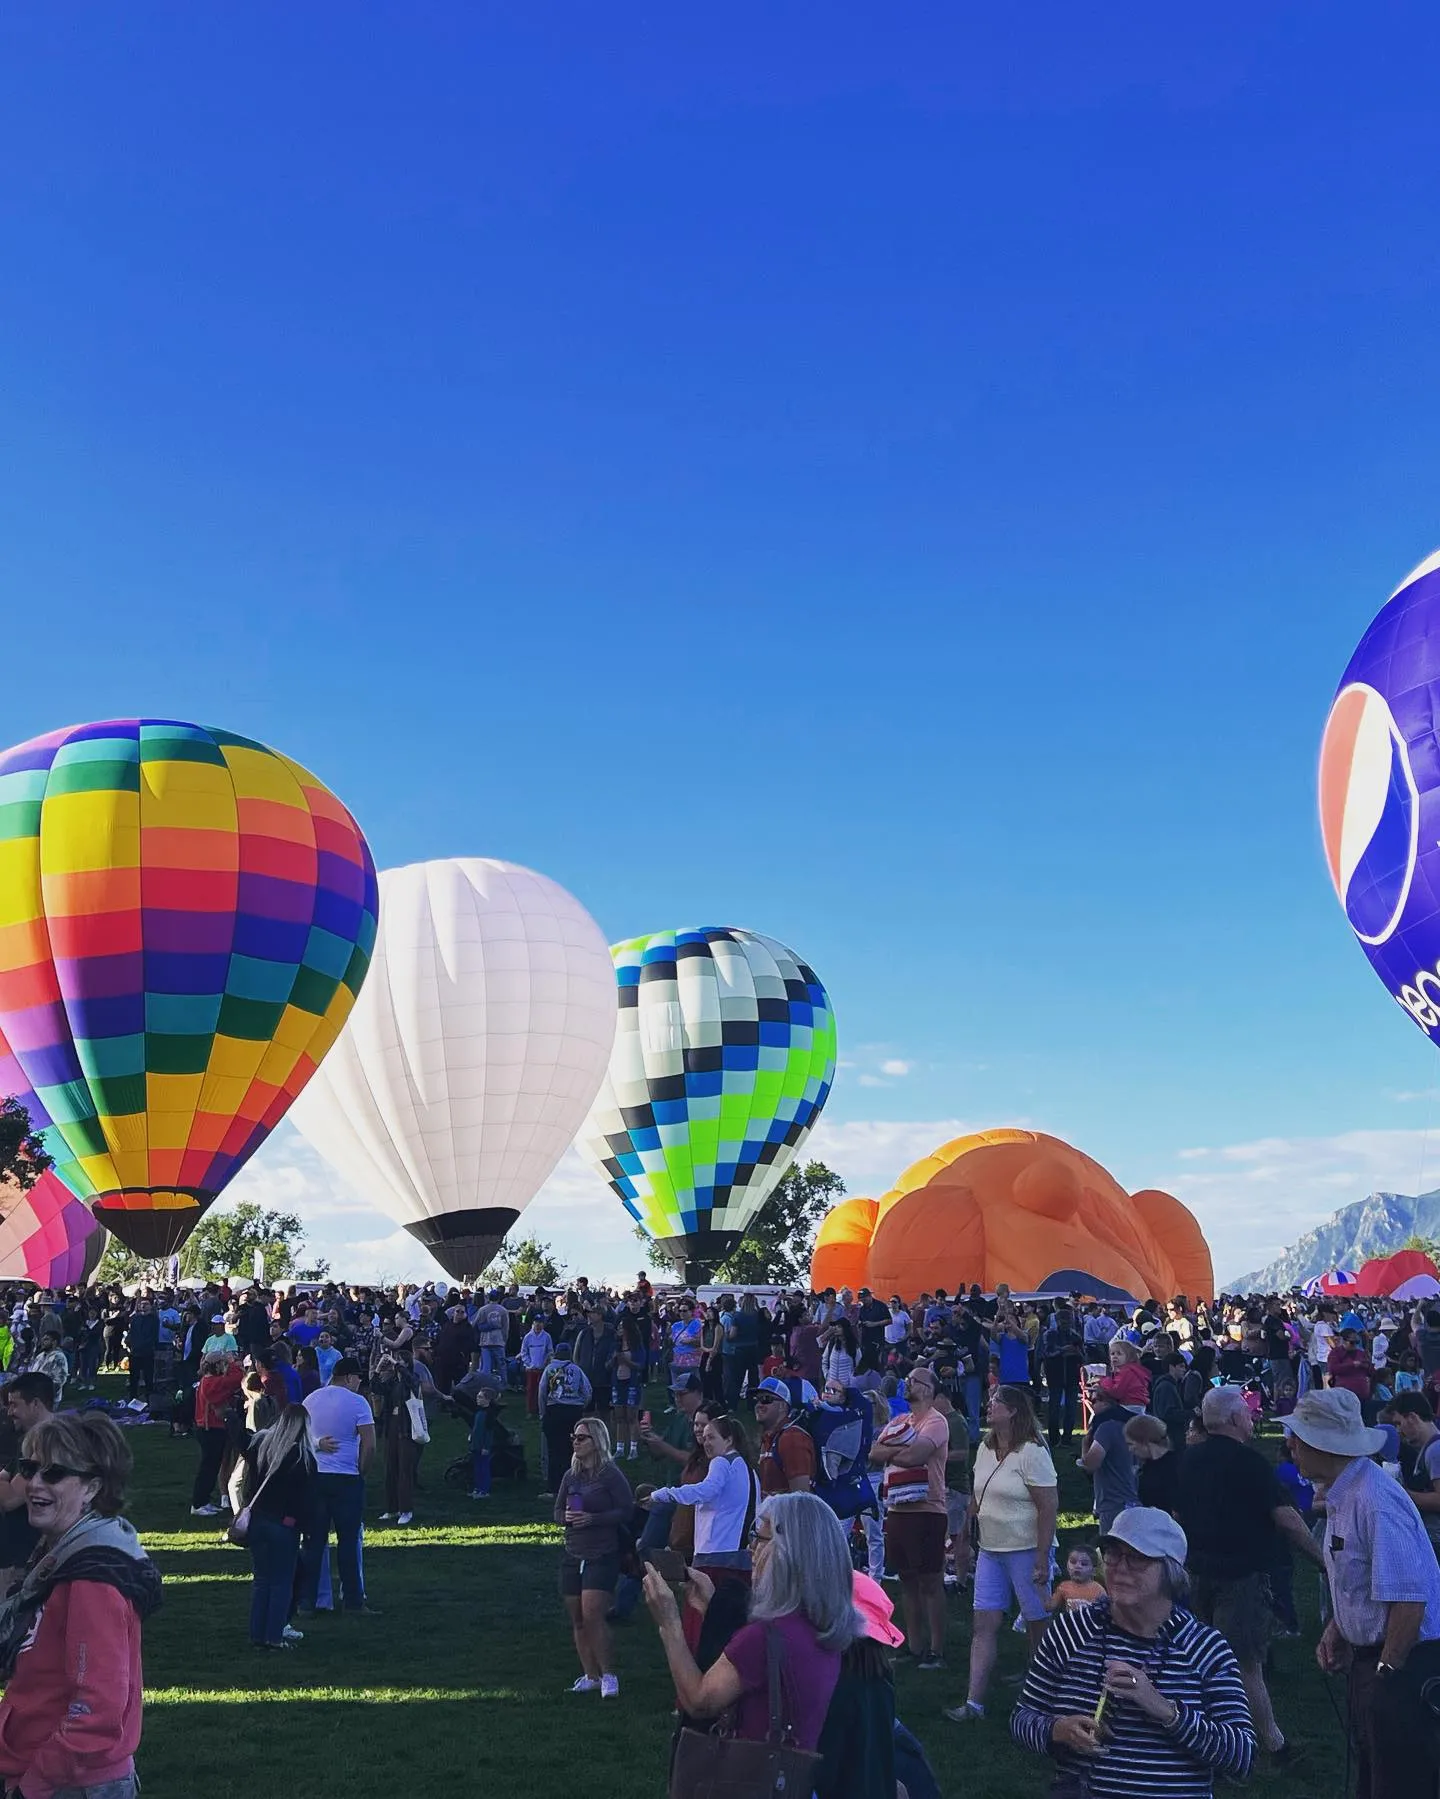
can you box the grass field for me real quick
[117,1388,1345,1798]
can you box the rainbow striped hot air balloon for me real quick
[0,1171,102,1289]
[0,720,378,1256]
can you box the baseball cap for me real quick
[668,1372,703,1394]
[1098,1507,1188,1563]
[852,1572,905,1648]
[753,1377,793,1405]
[211,1314,225,1325]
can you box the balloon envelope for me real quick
[1320,550,1440,1044]
[290,858,617,1280]
[577,927,837,1280]
[0,720,378,1255]
[0,1172,102,1288]
[810,1198,878,1296]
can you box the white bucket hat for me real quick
[1280,1387,1387,1458]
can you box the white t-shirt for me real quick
[971,1439,1058,1553]
[1309,1319,1336,1363]
[884,1311,911,1345]
[304,1384,374,1475]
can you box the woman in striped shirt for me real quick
[1011,1507,1255,1798]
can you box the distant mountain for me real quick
[1228,1190,1440,1291]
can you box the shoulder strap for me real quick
[741,1461,760,1549]
[764,1625,797,1745]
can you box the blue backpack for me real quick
[805,1399,877,1520]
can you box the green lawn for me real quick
[118,1391,1344,1797]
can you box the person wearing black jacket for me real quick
[241,1406,318,1649]
[124,1298,160,1401]
[575,1309,617,1418]
[1040,1305,1084,1446]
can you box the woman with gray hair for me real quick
[1012,1508,1255,1798]
[643,1490,860,1749]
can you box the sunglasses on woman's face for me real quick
[572,1433,591,1443]
[17,1460,90,1484]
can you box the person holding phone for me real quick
[555,1416,633,1699]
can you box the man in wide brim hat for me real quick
[1282,1387,1440,1799]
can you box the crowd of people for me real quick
[1,1270,1440,1795]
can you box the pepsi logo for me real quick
[1318,682,1420,946]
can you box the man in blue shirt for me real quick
[1287,1386,1440,1799]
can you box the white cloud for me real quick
[219,1115,1005,1288]
[880,1059,913,1078]
[856,1074,887,1088]
[1158,1128,1439,1283]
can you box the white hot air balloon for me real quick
[290,859,617,1280]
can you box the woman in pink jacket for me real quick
[0,1413,161,1799]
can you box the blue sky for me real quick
[5,5,1440,1283]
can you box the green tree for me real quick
[485,1233,567,1288]
[179,1202,330,1283]
[94,1237,154,1287]
[0,1095,53,1191]
[634,1161,846,1286]
[1405,1233,1440,1263]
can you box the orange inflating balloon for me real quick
[1129,1189,1215,1303]
[813,1129,1213,1304]
[810,1198,878,1294]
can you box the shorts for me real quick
[973,1547,1050,1622]
[1189,1571,1273,1661]
[884,1509,947,1578]
[945,1490,969,1536]
[611,1378,642,1409]
[559,1551,620,1598]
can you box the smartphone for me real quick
[645,1548,688,1584]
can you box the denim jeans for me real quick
[471,1450,491,1496]
[300,1472,365,1610]
[612,1499,676,1618]
[248,1514,301,1644]
[49,1780,137,1799]
[963,1375,982,1436]
[479,1345,506,1382]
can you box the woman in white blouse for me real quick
[647,1414,761,1573]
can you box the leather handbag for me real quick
[669,1626,822,1799]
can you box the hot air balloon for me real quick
[0,720,378,1256]
[290,859,617,1280]
[577,928,838,1284]
[0,1171,103,1288]
[1320,549,1440,1045]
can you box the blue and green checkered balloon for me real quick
[576,927,837,1278]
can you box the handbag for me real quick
[669,1626,822,1799]
[227,1454,280,1545]
[405,1392,430,1444]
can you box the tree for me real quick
[181,1203,330,1283]
[0,1095,53,1191]
[484,1233,567,1288]
[1405,1234,1440,1264]
[634,1161,846,1286]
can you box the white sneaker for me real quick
[600,1674,620,1699]
[379,1512,395,1521]
[469,1490,490,1500]
[397,1511,413,1526]
[190,1504,220,1517]
[569,1676,600,1694]
[282,1624,304,1641]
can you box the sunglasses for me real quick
[571,1433,592,1443]
[17,1460,91,1484]
[1100,1544,1156,1571]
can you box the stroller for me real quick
[443,1379,528,1485]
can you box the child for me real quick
[1047,1546,1106,1613]
[469,1384,496,1499]
[1395,1351,1424,1394]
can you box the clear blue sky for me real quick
[4,4,1440,1281]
